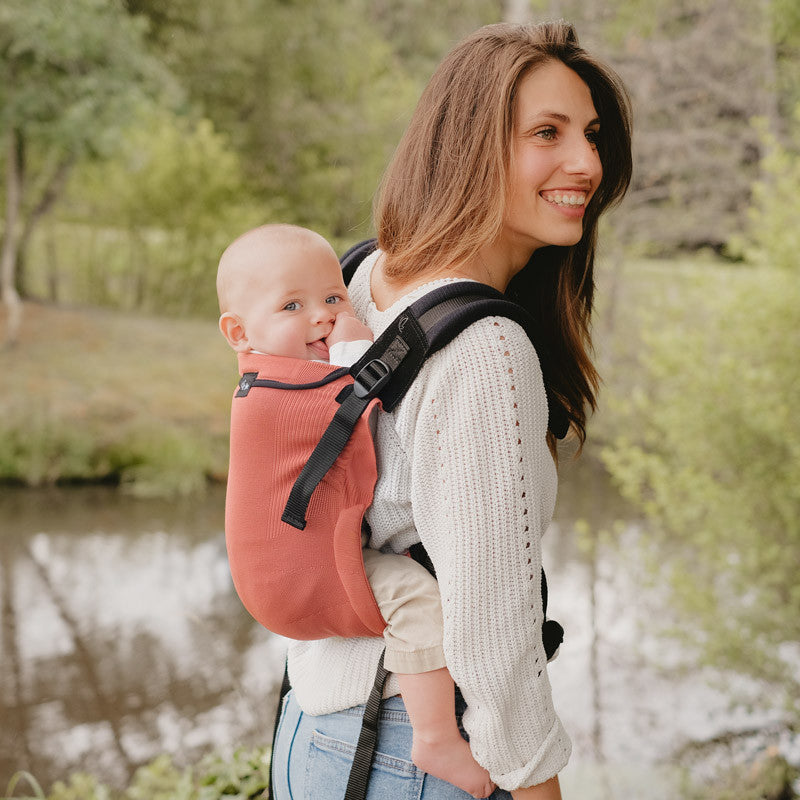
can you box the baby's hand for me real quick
[327,312,373,348]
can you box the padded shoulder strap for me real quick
[349,281,569,438]
[339,240,569,438]
[350,282,510,411]
[341,238,377,286]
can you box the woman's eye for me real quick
[325,295,342,305]
[586,129,601,148]
[535,127,557,141]
[283,301,300,311]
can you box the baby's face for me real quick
[243,243,355,360]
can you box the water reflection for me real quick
[0,461,770,796]
[0,486,285,788]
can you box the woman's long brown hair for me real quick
[375,22,633,451]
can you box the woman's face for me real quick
[501,60,603,259]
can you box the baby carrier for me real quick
[226,351,387,640]
[225,239,568,800]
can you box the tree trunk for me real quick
[46,224,60,304]
[1,540,33,773]
[504,0,530,24]
[758,0,781,159]
[1,128,24,346]
[16,155,75,299]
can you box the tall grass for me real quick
[0,302,236,496]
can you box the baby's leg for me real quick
[362,547,495,799]
[396,668,495,799]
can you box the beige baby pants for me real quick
[362,546,446,674]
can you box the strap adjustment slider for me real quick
[353,359,391,399]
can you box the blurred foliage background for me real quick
[1,0,799,797]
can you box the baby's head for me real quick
[217,224,355,360]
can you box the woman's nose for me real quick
[564,136,602,179]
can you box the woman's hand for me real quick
[511,775,562,800]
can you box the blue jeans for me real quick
[271,690,513,800]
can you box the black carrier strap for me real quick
[344,651,390,800]
[280,281,521,529]
[341,238,569,437]
[281,388,373,530]
[340,238,379,285]
[267,663,291,800]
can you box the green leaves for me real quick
[0,0,172,153]
[60,106,263,316]
[603,262,800,714]
[195,749,270,800]
[3,749,272,800]
[735,105,800,273]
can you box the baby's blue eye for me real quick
[283,301,300,311]
[325,295,342,305]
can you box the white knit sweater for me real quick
[287,251,571,790]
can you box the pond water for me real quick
[0,457,781,797]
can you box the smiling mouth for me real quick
[540,191,588,207]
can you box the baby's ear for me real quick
[219,313,249,352]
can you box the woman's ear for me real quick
[219,312,250,352]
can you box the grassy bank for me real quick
[0,302,237,496]
[0,255,735,496]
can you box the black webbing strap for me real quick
[280,326,415,529]
[281,388,373,529]
[265,654,389,800]
[340,238,377,285]
[267,661,292,800]
[347,283,507,414]
[344,650,390,800]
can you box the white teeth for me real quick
[544,193,586,206]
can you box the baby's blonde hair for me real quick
[216,224,334,314]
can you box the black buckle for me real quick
[353,359,391,398]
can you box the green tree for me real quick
[61,106,263,316]
[0,0,171,342]
[602,115,800,739]
[124,0,423,249]
[734,105,800,272]
[770,0,800,117]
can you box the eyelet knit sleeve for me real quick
[406,316,571,790]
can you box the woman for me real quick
[272,21,632,800]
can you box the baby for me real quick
[217,223,495,798]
